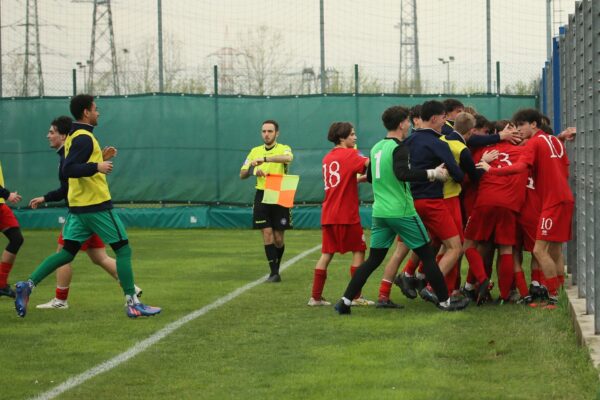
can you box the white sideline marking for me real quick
[32,244,321,400]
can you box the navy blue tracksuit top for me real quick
[403,128,464,199]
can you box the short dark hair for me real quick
[474,115,492,132]
[327,122,354,144]
[493,119,512,133]
[51,116,73,135]
[512,108,543,127]
[381,106,410,131]
[70,94,95,120]
[262,119,279,131]
[541,115,551,126]
[443,98,464,113]
[540,124,554,135]
[420,100,446,121]
[409,104,422,125]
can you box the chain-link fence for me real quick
[1,0,574,98]
[542,0,600,334]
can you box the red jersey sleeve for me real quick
[349,149,368,174]
[518,139,537,167]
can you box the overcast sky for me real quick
[1,0,578,96]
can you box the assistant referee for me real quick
[240,120,294,282]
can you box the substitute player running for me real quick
[240,120,293,282]
[29,116,141,309]
[14,94,161,318]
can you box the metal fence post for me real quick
[575,4,587,301]
[591,0,600,333]
[496,61,501,95]
[354,64,359,94]
[213,65,218,95]
[583,0,595,316]
[568,14,579,286]
[552,36,561,132]
[72,68,77,96]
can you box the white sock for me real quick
[532,280,540,287]
[415,272,426,280]
[342,297,352,306]
[404,272,414,278]
[464,282,474,290]
[125,294,140,306]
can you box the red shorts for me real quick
[444,196,464,241]
[465,206,517,245]
[0,204,19,231]
[462,188,478,222]
[321,223,366,254]
[58,232,105,251]
[536,202,574,243]
[414,198,459,241]
[517,212,538,252]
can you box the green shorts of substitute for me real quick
[62,210,128,245]
[370,215,429,250]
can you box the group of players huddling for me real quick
[309,99,574,314]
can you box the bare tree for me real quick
[235,25,292,95]
[120,35,206,95]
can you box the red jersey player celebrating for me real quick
[464,128,528,304]
[308,122,370,306]
[477,108,574,308]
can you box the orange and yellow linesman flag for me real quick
[262,174,300,208]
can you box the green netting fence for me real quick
[1,94,536,207]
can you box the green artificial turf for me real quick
[0,229,597,399]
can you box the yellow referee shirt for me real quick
[241,143,293,190]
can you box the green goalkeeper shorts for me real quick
[62,209,128,245]
[370,215,429,250]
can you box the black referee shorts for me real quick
[252,190,292,230]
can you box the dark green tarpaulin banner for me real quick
[12,205,374,229]
[1,94,536,206]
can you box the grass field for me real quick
[1,229,598,399]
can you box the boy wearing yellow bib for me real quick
[15,95,161,318]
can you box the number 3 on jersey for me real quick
[497,152,512,168]
[323,161,341,190]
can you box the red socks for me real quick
[465,248,487,284]
[514,270,529,298]
[445,266,458,295]
[531,268,547,285]
[0,262,13,287]
[56,287,70,301]
[498,254,514,300]
[545,276,560,297]
[403,259,417,275]
[379,279,392,301]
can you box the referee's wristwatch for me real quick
[263,156,267,162]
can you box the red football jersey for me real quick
[519,131,574,209]
[475,142,527,212]
[321,147,368,225]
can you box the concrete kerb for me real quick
[566,278,600,376]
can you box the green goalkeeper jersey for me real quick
[370,138,418,218]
